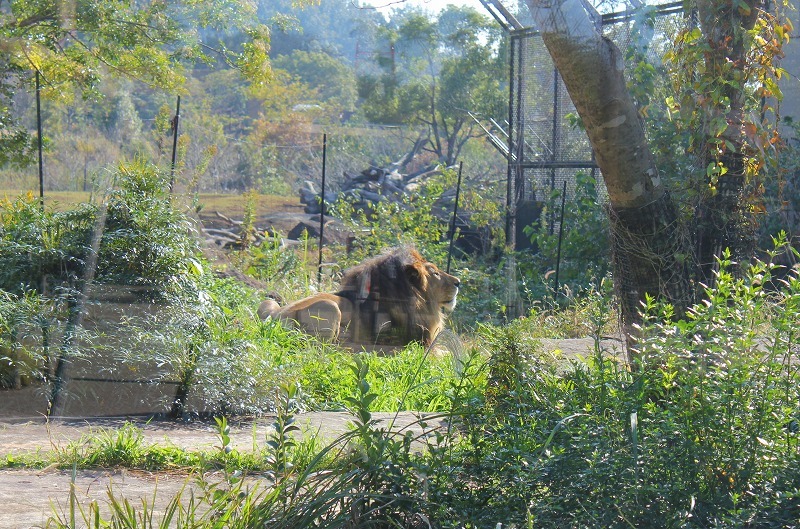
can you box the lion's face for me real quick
[418,262,460,313]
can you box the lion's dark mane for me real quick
[336,246,431,344]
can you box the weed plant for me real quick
[41,246,800,527]
[234,229,329,302]
[424,243,800,528]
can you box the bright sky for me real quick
[368,0,487,16]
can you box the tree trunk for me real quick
[693,0,760,285]
[529,0,692,344]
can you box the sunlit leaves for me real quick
[238,24,273,86]
[0,0,274,168]
[663,0,787,176]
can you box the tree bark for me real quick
[529,0,692,342]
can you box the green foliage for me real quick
[235,232,318,300]
[445,259,507,327]
[0,288,58,388]
[264,383,302,485]
[99,159,201,292]
[759,119,800,244]
[0,160,200,294]
[0,0,273,168]
[0,193,94,293]
[522,170,610,296]
[279,340,473,412]
[523,277,618,339]
[118,273,296,416]
[32,423,200,472]
[0,161,200,394]
[274,50,357,113]
[663,8,788,175]
[430,245,800,528]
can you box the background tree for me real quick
[527,0,787,342]
[258,0,385,60]
[359,6,507,165]
[274,50,358,116]
[0,0,274,168]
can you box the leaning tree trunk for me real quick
[529,0,692,350]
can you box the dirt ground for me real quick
[0,337,625,529]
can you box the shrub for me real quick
[522,170,611,298]
[0,160,207,397]
[428,242,800,528]
[0,192,94,294]
[98,158,200,294]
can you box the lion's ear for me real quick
[406,263,427,290]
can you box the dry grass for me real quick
[0,189,302,219]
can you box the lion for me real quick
[258,247,460,346]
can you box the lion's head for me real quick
[405,256,460,313]
[336,247,460,346]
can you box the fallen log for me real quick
[214,211,242,226]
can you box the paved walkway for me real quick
[0,412,443,529]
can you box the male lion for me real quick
[258,247,460,346]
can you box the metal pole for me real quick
[554,180,567,294]
[549,68,560,235]
[446,161,463,274]
[504,35,516,245]
[317,133,327,286]
[508,36,528,319]
[503,35,522,321]
[36,71,44,209]
[169,96,181,193]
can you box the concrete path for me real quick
[0,412,444,528]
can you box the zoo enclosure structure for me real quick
[479,0,685,244]
[477,0,686,313]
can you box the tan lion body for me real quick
[258,294,352,340]
[259,247,460,346]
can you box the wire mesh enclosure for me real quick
[481,0,686,247]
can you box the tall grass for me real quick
[44,243,800,527]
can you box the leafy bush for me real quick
[328,167,502,268]
[116,272,305,416]
[523,276,619,339]
[426,244,800,528]
[0,160,206,393]
[98,158,201,293]
[0,192,95,294]
[522,170,611,298]
[234,231,321,300]
[0,159,199,295]
[0,288,60,388]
